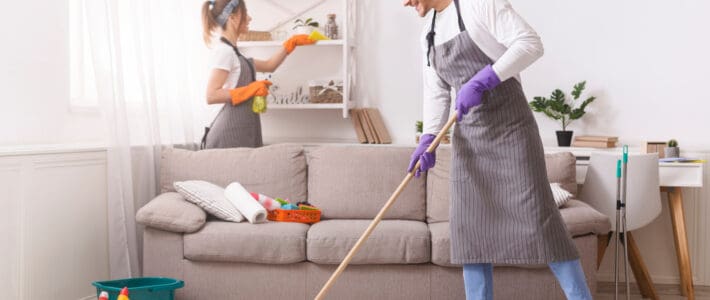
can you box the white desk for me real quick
[547,147,704,299]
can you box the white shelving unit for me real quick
[239,0,355,118]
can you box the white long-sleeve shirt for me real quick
[421,0,543,135]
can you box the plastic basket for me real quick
[268,209,321,224]
[92,277,184,300]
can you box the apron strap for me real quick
[453,0,466,32]
[426,12,437,67]
[219,37,256,81]
[426,1,467,67]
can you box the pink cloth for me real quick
[250,192,281,211]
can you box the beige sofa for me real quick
[137,144,610,299]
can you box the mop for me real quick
[614,145,630,300]
[314,112,459,300]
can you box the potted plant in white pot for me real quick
[529,81,596,147]
[665,139,680,158]
[293,18,319,35]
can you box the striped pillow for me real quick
[550,182,573,208]
[174,180,245,222]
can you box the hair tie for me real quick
[216,0,240,27]
[208,0,215,7]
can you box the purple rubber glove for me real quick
[407,133,436,178]
[455,65,501,121]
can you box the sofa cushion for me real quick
[136,192,206,233]
[429,200,611,267]
[545,152,578,197]
[559,199,611,236]
[184,221,309,264]
[426,148,579,223]
[307,219,430,264]
[307,146,426,220]
[160,144,307,202]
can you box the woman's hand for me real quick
[283,34,316,54]
[229,80,272,106]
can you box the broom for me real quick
[315,112,459,300]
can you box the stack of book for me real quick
[350,108,392,144]
[571,136,618,148]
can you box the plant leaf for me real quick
[571,81,586,100]
[310,22,320,27]
[305,18,313,23]
[569,96,595,120]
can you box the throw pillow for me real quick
[174,180,245,222]
[550,182,573,207]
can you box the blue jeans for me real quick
[463,259,592,300]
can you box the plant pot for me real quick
[556,130,573,147]
[294,26,317,35]
[665,147,680,158]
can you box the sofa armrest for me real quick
[136,192,206,233]
[560,199,612,237]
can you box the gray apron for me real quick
[428,0,578,265]
[201,37,263,149]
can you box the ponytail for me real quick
[202,1,219,46]
[201,0,248,47]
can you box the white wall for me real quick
[0,0,105,146]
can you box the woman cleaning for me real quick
[201,0,315,149]
[403,0,593,299]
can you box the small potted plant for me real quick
[529,81,596,147]
[293,18,319,35]
[415,121,423,143]
[665,139,680,158]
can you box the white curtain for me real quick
[80,0,212,278]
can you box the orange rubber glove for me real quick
[229,80,272,106]
[283,34,316,54]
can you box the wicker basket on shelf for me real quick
[239,31,272,41]
[309,80,343,103]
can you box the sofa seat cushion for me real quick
[429,200,611,267]
[307,219,430,264]
[184,221,309,264]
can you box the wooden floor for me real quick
[597,282,710,299]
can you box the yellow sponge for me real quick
[308,30,330,41]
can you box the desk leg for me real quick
[666,187,695,299]
[627,232,659,299]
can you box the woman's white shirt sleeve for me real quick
[210,44,242,89]
[468,0,543,81]
[422,66,452,136]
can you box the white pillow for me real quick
[550,182,573,208]
[174,180,245,222]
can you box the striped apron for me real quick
[429,0,579,265]
[202,37,263,149]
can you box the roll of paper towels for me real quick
[225,182,267,224]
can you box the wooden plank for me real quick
[356,109,374,144]
[365,108,392,144]
[349,109,367,144]
[360,108,379,144]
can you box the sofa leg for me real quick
[597,232,611,270]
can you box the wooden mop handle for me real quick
[314,112,459,300]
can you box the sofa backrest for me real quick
[426,148,577,223]
[306,145,427,221]
[160,144,308,202]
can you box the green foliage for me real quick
[668,139,678,147]
[528,81,596,131]
[293,18,319,29]
[415,120,423,133]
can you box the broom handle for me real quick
[315,113,459,300]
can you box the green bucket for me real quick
[92,277,184,300]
